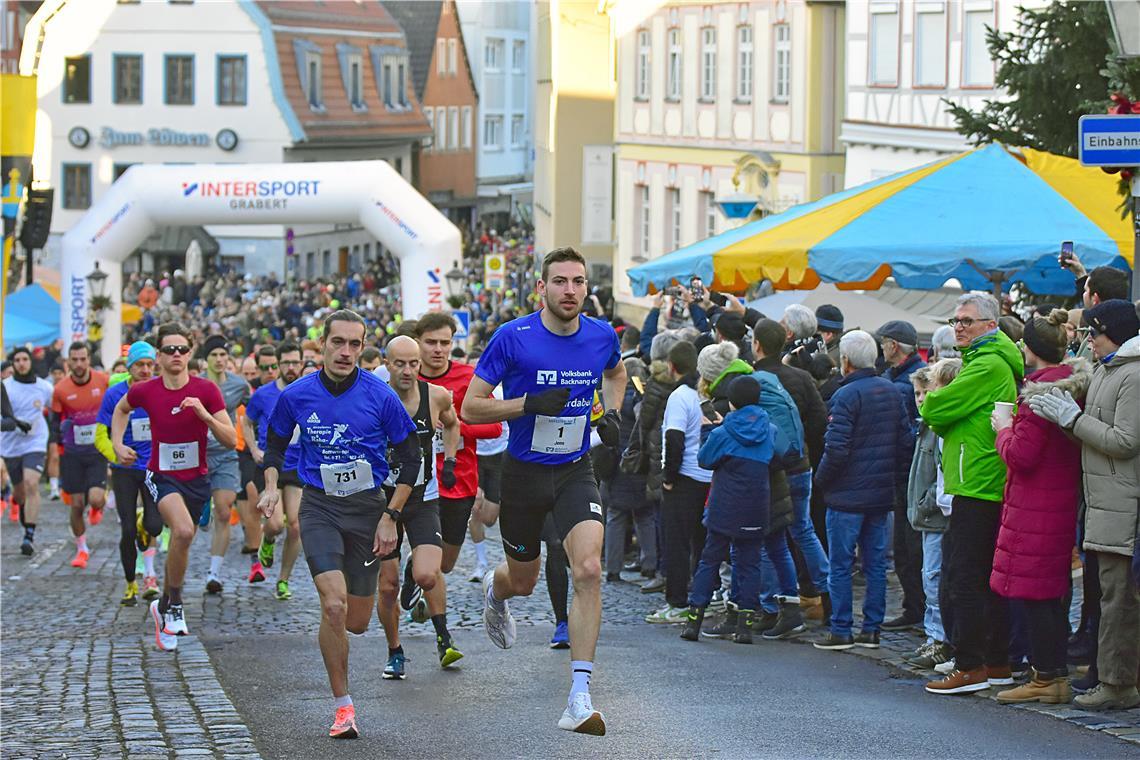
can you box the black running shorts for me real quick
[380,492,441,561]
[238,449,258,492]
[477,451,504,504]
[439,495,475,547]
[300,486,386,597]
[498,453,603,563]
[60,450,107,495]
[145,471,211,526]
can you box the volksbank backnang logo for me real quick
[536,370,557,385]
[181,179,322,210]
[536,370,595,386]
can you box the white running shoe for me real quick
[558,693,606,736]
[468,562,488,583]
[150,601,179,651]
[934,658,957,675]
[163,603,189,636]
[482,570,516,649]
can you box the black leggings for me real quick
[542,514,569,624]
[111,468,163,582]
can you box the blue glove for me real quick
[1027,388,1081,429]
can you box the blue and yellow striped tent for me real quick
[627,144,1133,297]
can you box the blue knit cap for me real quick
[127,341,156,368]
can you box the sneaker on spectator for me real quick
[639,575,665,594]
[707,588,728,614]
[881,614,920,632]
[934,658,957,675]
[986,664,1014,686]
[854,630,880,649]
[908,641,953,669]
[701,607,737,639]
[1073,682,1140,711]
[644,604,687,624]
[925,667,990,695]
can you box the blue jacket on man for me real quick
[814,368,915,513]
[882,351,927,425]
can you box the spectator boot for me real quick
[734,610,754,644]
[680,606,705,642]
[995,669,1072,705]
[762,598,806,640]
[701,604,737,639]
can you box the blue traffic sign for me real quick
[451,309,470,340]
[1078,114,1140,167]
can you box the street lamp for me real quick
[1106,0,1140,57]
[86,261,109,302]
[86,262,111,347]
[444,261,466,307]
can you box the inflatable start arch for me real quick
[60,160,461,366]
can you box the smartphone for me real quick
[699,399,718,420]
[689,277,705,301]
[1059,241,1074,266]
[664,286,685,297]
[709,291,728,307]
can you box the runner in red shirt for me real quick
[51,342,110,569]
[112,323,234,652]
[412,313,502,631]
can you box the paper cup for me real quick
[993,402,1016,426]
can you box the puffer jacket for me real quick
[697,405,775,538]
[920,330,1024,502]
[627,360,677,500]
[750,370,803,534]
[991,361,1090,599]
[1073,335,1140,558]
[907,422,949,533]
[815,368,914,513]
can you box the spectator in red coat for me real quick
[989,309,1092,706]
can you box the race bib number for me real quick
[159,441,199,472]
[530,415,586,455]
[130,418,151,442]
[74,424,96,446]
[431,428,462,455]
[320,459,375,497]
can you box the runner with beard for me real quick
[462,247,626,735]
[2,348,53,556]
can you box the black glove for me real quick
[441,457,457,489]
[523,387,570,416]
[596,409,620,448]
[15,419,32,434]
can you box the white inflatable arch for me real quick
[61,160,460,366]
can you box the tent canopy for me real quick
[3,283,60,348]
[628,144,1133,297]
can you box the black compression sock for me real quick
[431,614,449,642]
[23,524,35,540]
[168,586,183,605]
[389,645,404,657]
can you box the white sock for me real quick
[334,695,353,709]
[487,579,506,612]
[76,535,89,553]
[209,555,224,575]
[50,477,59,491]
[570,661,593,705]
[105,492,116,512]
[473,540,487,566]
[143,548,156,577]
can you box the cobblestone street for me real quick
[2,500,1138,758]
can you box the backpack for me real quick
[750,370,805,461]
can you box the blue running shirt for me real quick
[474,311,620,465]
[245,381,301,469]
[97,381,150,471]
[267,371,416,491]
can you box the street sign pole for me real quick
[1133,175,1139,301]
[1077,114,1140,299]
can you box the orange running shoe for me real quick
[71,549,90,569]
[6,499,18,522]
[89,506,104,526]
[329,705,359,739]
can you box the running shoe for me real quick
[88,506,104,526]
[163,603,189,636]
[158,527,170,553]
[550,621,570,649]
[49,486,61,501]
[258,536,275,568]
[644,604,688,624]
[121,580,139,607]
[135,509,150,552]
[438,637,463,668]
[249,561,266,584]
[205,572,223,595]
[150,600,178,651]
[482,570,516,649]
[275,580,292,600]
[399,561,421,611]
[329,705,359,739]
[142,575,160,600]
[71,549,90,569]
[468,562,488,583]
[20,536,34,556]
[558,693,606,736]
[410,597,429,624]
[6,499,17,521]
[383,651,407,680]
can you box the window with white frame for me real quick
[636,29,650,100]
[382,60,393,106]
[736,25,753,101]
[963,8,994,86]
[448,38,457,74]
[915,5,947,87]
[773,23,791,102]
[424,107,434,150]
[639,185,650,258]
[701,27,716,100]
[397,60,407,106]
[511,114,525,147]
[512,40,525,72]
[306,54,321,109]
[436,109,447,150]
[349,57,364,109]
[462,106,472,149]
[670,188,682,250]
[702,191,717,238]
[485,38,504,71]
[869,6,899,85]
[484,115,502,148]
[449,106,459,150]
[437,39,446,74]
[667,28,682,100]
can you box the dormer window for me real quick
[337,43,367,111]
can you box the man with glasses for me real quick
[920,294,1024,696]
[111,323,235,652]
[244,341,305,599]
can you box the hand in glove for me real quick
[441,457,457,489]
[15,419,32,434]
[523,387,571,416]
[595,409,621,448]
[1027,388,1081,429]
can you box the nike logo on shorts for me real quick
[364,557,378,567]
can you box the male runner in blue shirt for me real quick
[462,246,626,736]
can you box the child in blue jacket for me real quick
[680,376,777,644]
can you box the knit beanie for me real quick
[202,334,228,356]
[1021,309,1067,364]
[1084,299,1140,346]
[126,341,157,368]
[697,341,739,383]
[650,331,682,363]
[727,375,761,410]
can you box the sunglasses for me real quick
[160,345,192,356]
[259,363,278,370]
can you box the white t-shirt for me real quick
[2,377,54,457]
[371,365,391,382]
[476,386,510,456]
[661,384,713,483]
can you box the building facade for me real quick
[612,0,846,310]
[455,0,533,229]
[21,0,429,281]
[842,0,1044,187]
